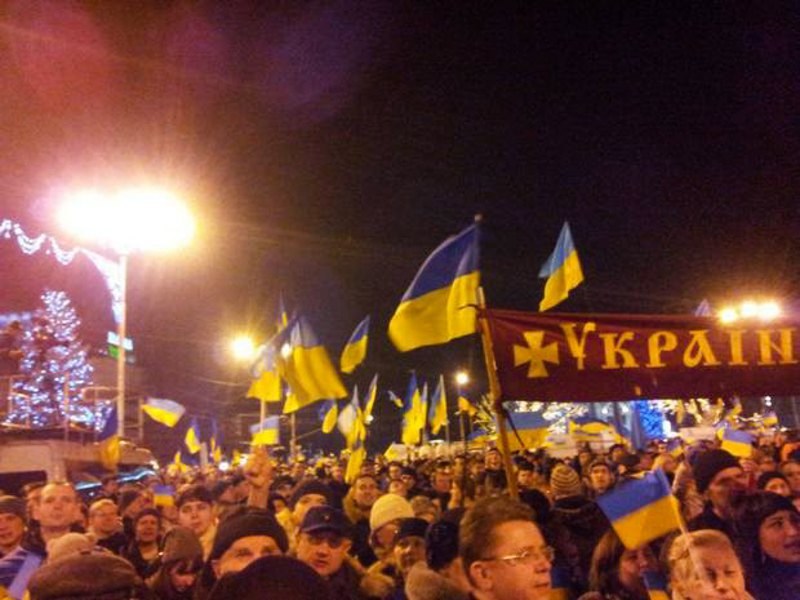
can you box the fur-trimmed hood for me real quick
[405,563,470,600]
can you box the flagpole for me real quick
[476,286,519,499]
[290,412,297,459]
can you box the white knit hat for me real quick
[369,493,414,531]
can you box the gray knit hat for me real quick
[28,551,141,600]
[550,464,583,498]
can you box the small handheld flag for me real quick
[401,373,422,445]
[388,390,404,409]
[98,405,120,471]
[538,221,584,311]
[363,374,379,421]
[596,469,682,549]
[388,223,480,351]
[153,484,175,507]
[457,394,477,417]
[428,375,448,435]
[642,571,669,600]
[320,399,338,434]
[251,416,280,445]
[720,429,753,458]
[142,398,185,427]
[184,419,202,454]
[340,316,370,374]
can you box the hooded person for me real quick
[208,555,331,600]
[146,526,203,600]
[688,449,747,539]
[405,511,470,600]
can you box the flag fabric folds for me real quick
[507,410,549,451]
[720,429,754,458]
[98,406,120,471]
[153,484,175,507]
[762,411,779,427]
[184,419,202,454]
[538,221,584,311]
[388,223,480,351]
[319,399,339,434]
[467,427,489,446]
[247,343,282,402]
[388,390,404,409]
[210,420,222,464]
[457,395,477,417]
[363,374,379,421]
[275,316,347,408]
[251,416,280,445]
[642,571,669,600]
[171,450,188,473]
[596,469,682,549]
[340,316,370,374]
[401,373,422,445]
[142,398,185,427]
[428,375,448,435]
[276,294,289,332]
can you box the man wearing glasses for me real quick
[460,496,553,600]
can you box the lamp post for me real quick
[59,187,194,437]
[455,370,469,452]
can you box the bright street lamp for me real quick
[455,371,470,386]
[231,335,257,362]
[718,299,782,324]
[59,187,195,437]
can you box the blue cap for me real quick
[299,505,351,537]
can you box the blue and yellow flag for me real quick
[98,406,120,471]
[210,420,222,464]
[251,416,280,445]
[338,386,365,449]
[171,450,188,473]
[402,372,422,445]
[569,417,615,442]
[345,438,367,484]
[276,294,289,332]
[467,427,489,446]
[363,374,379,421]
[153,484,175,508]
[319,399,339,434]
[507,410,549,451]
[762,411,779,428]
[184,418,202,454]
[388,390,404,409]
[550,566,572,600]
[340,316,370,374]
[429,375,448,435]
[275,316,347,409]
[248,343,282,402]
[596,469,682,549]
[420,381,429,435]
[642,571,669,600]
[721,429,753,458]
[457,394,477,417]
[389,223,480,351]
[142,398,185,427]
[539,221,584,311]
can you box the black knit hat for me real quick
[693,449,741,493]
[176,484,214,508]
[288,480,332,510]
[396,518,429,542]
[425,518,459,571]
[208,556,331,600]
[756,471,789,491]
[210,509,289,561]
[133,507,161,527]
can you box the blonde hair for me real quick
[667,530,740,600]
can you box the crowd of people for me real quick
[0,430,798,600]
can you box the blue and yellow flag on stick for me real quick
[98,406,120,471]
[171,450,188,473]
[401,372,422,445]
[429,375,448,435]
[388,390,404,409]
[388,223,480,351]
[340,316,370,374]
[338,386,366,449]
[345,439,367,484]
[642,571,669,600]
[538,221,584,311]
[457,394,477,417]
[274,316,347,409]
[721,428,753,458]
[142,398,185,427]
[596,469,682,549]
[184,418,202,454]
[507,410,549,451]
[153,484,175,508]
[210,420,222,464]
[251,416,280,445]
[363,374,379,421]
[762,411,779,428]
[247,343,282,402]
[319,399,339,434]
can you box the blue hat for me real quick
[299,506,351,538]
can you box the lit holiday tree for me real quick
[6,290,94,428]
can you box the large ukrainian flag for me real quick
[247,343,282,402]
[277,316,347,408]
[507,410,549,451]
[251,416,280,445]
[539,221,584,311]
[142,398,185,427]
[596,469,682,549]
[340,316,370,374]
[389,223,480,351]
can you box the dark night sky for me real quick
[0,2,798,455]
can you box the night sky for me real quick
[1,2,798,455]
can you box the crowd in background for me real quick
[0,429,798,600]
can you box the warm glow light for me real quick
[231,335,256,361]
[740,300,759,318]
[59,187,195,254]
[455,371,470,386]
[718,300,782,324]
[759,301,781,320]
[281,342,293,359]
[719,307,738,323]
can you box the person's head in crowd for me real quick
[230,474,249,502]
[587,529,659,600]
[207,556,331,600]
[485,448,502,471]
[289,480,333,525]
[609,444,627,464]
[330,463,345,483]
[652,452,677,475]
[118,489,151,520]
[100,475,119,498]
[88,498,120,539]
[212,480,237,507]
[352,474,379,510]
[410,495,439,524]
[393,518,428,578]
[268,492,288,514]
[133,507,161,545]
[733,491,800,569]
[460,495,552,600]
[35,482,80,538]
[617,453,642,477]
[270,475,295,500]
[369,493,414,557]
[693,449,747,519]
[22,482,45,521]
[757,471,792,497]
[360,459,377,478]
[0,495,27,555]
[423,512,470,592]
[176,484,215,538]
[550,464,584,500]
[638,452,656,471]
[431,464,453,494]
[756,451,778,474]
[387,461,403,481]
[157,526,204,594]
[295,505,352,579]
[517,461,536,490]
[577,447,593,471]
[387,478,407,497]
[469,458,486,479]
[207,508,288,583]
[290,461,306,482]
[588,458,614,496]
[668,529,746,600]
[780,460,800,495]
[400,467,418,491]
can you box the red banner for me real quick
[484,308,800,402]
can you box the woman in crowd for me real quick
[147,526,204,600]
[667,529,749,600]
[732,492,800,600]
[121,507,162,579]
[755,472,792,497]
[577,530,661,600]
